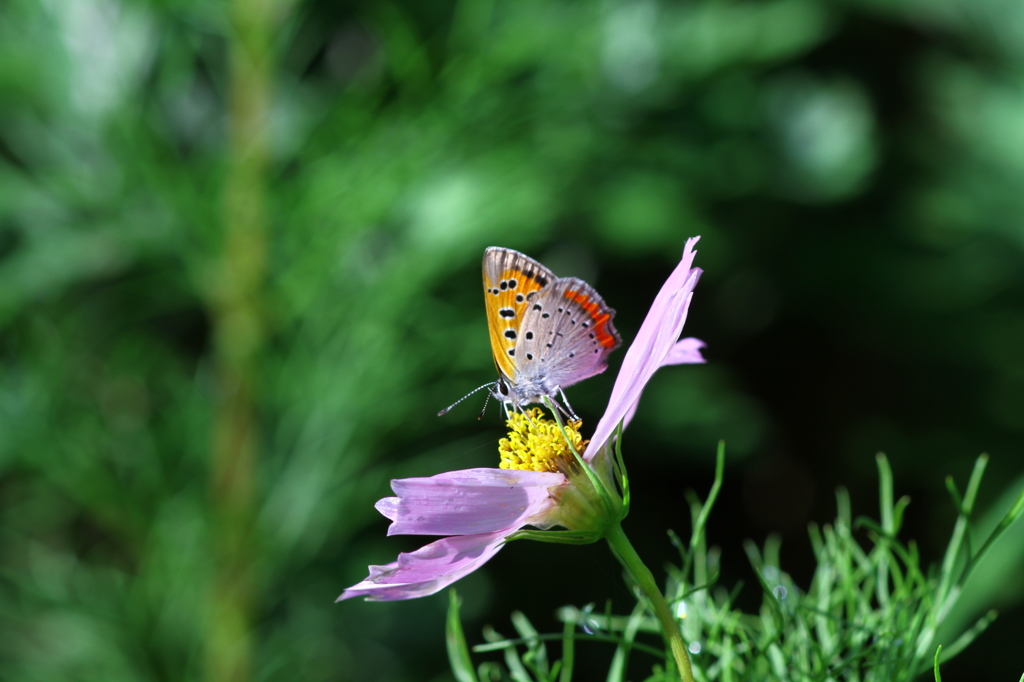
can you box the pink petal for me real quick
[588,237,703,458]
[616,339,706,432]
[378,468,565,536]
[337,529,509,601]
[663,337,706,365]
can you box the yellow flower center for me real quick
[498,408,585,472]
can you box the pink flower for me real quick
[339,237,704,602]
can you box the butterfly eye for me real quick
[497,379,510,396]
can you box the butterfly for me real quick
[440,247,622,418]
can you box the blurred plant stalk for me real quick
[207,1,277,680]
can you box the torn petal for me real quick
[663,337,706,365]
[617,338,706,433]
[589,237,703,456]
[337,529,509,602]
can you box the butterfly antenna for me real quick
[476,392,492,420]
[438,382,495,417]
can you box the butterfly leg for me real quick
[517,402,540,426]
[555,387,580,422]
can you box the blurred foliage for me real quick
[0,0,1022,680]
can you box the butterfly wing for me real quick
[482,247,557,382]
[514,276,622,391]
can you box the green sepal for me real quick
[505,528,605,545]
[541,397,629,528]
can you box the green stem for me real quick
[206,2,275,681]
[605,522,695,682]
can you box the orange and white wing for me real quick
[513,276,621,389]
[482,247,557,381]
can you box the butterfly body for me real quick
[482,247,621,413]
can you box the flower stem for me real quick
[606,522,695,682]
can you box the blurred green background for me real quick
[1,0,1023,680]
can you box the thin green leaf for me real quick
[606,602,647,682]
[691,440,725,551]
[937,610,998,662]
[963,484,1024,583]
[559,617,575,682]
[511,611,549,678]
[446,590,479,682]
